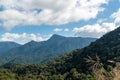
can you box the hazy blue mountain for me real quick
[0,41,21,53]
[3,27,120,80]
[0,34,97,64]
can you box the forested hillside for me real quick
[1,27,120,80]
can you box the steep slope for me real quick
[34,34,97,59]
[38,26,120,79]
[53,26,120,73]
[80,26,120,61]
[3,27,120,80]
[0,34,96,64]
[0,41,21,53]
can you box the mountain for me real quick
[0,41,21,53]
[0,34,96,64]
[3,27,120,80]
[37,26,120,79]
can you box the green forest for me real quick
[1,27,120,80]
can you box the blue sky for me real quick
[0,0,120,44]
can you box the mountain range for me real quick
[0,42,21,53]
[0,34,96,64]
[1,27,120,80]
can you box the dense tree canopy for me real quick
[1,27,120,80]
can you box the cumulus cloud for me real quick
[0,9,39,30]
[64,28,69,32]
[54,28,62,32]
[73,23,117,38]
[54,28,70,32]
[97,18,107,23]
[0,0,109,30]
[0,33,44,44]
[111,8,120,24]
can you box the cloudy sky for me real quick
[0,0,120,44]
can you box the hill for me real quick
[0,41,21,53]
[0,34,96,64]
[2,27,120,80]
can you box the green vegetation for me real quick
[0,68,16,80]
[1,27,120,80]
[0,54,116,80]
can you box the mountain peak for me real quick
[29,40,37,43]
[52,34,65,38]
[24,40,39,46]
[49,34,66,41]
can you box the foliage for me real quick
[1,27,120,79]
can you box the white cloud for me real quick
[0,33,44,44]
[54,28,62,32]
[64,28,69,32]
[0,0,109,30]
[111,8,120,24]
[73,23,117,38]
[54,28,69,32]
[97,18,107,23]
[0,9,39,30]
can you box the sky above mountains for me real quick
[0,0,120,44]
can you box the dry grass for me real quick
[113,63,120,80]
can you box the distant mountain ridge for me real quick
[0,34,97,64]
[3,27,120,80]
[0,41,21,53]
